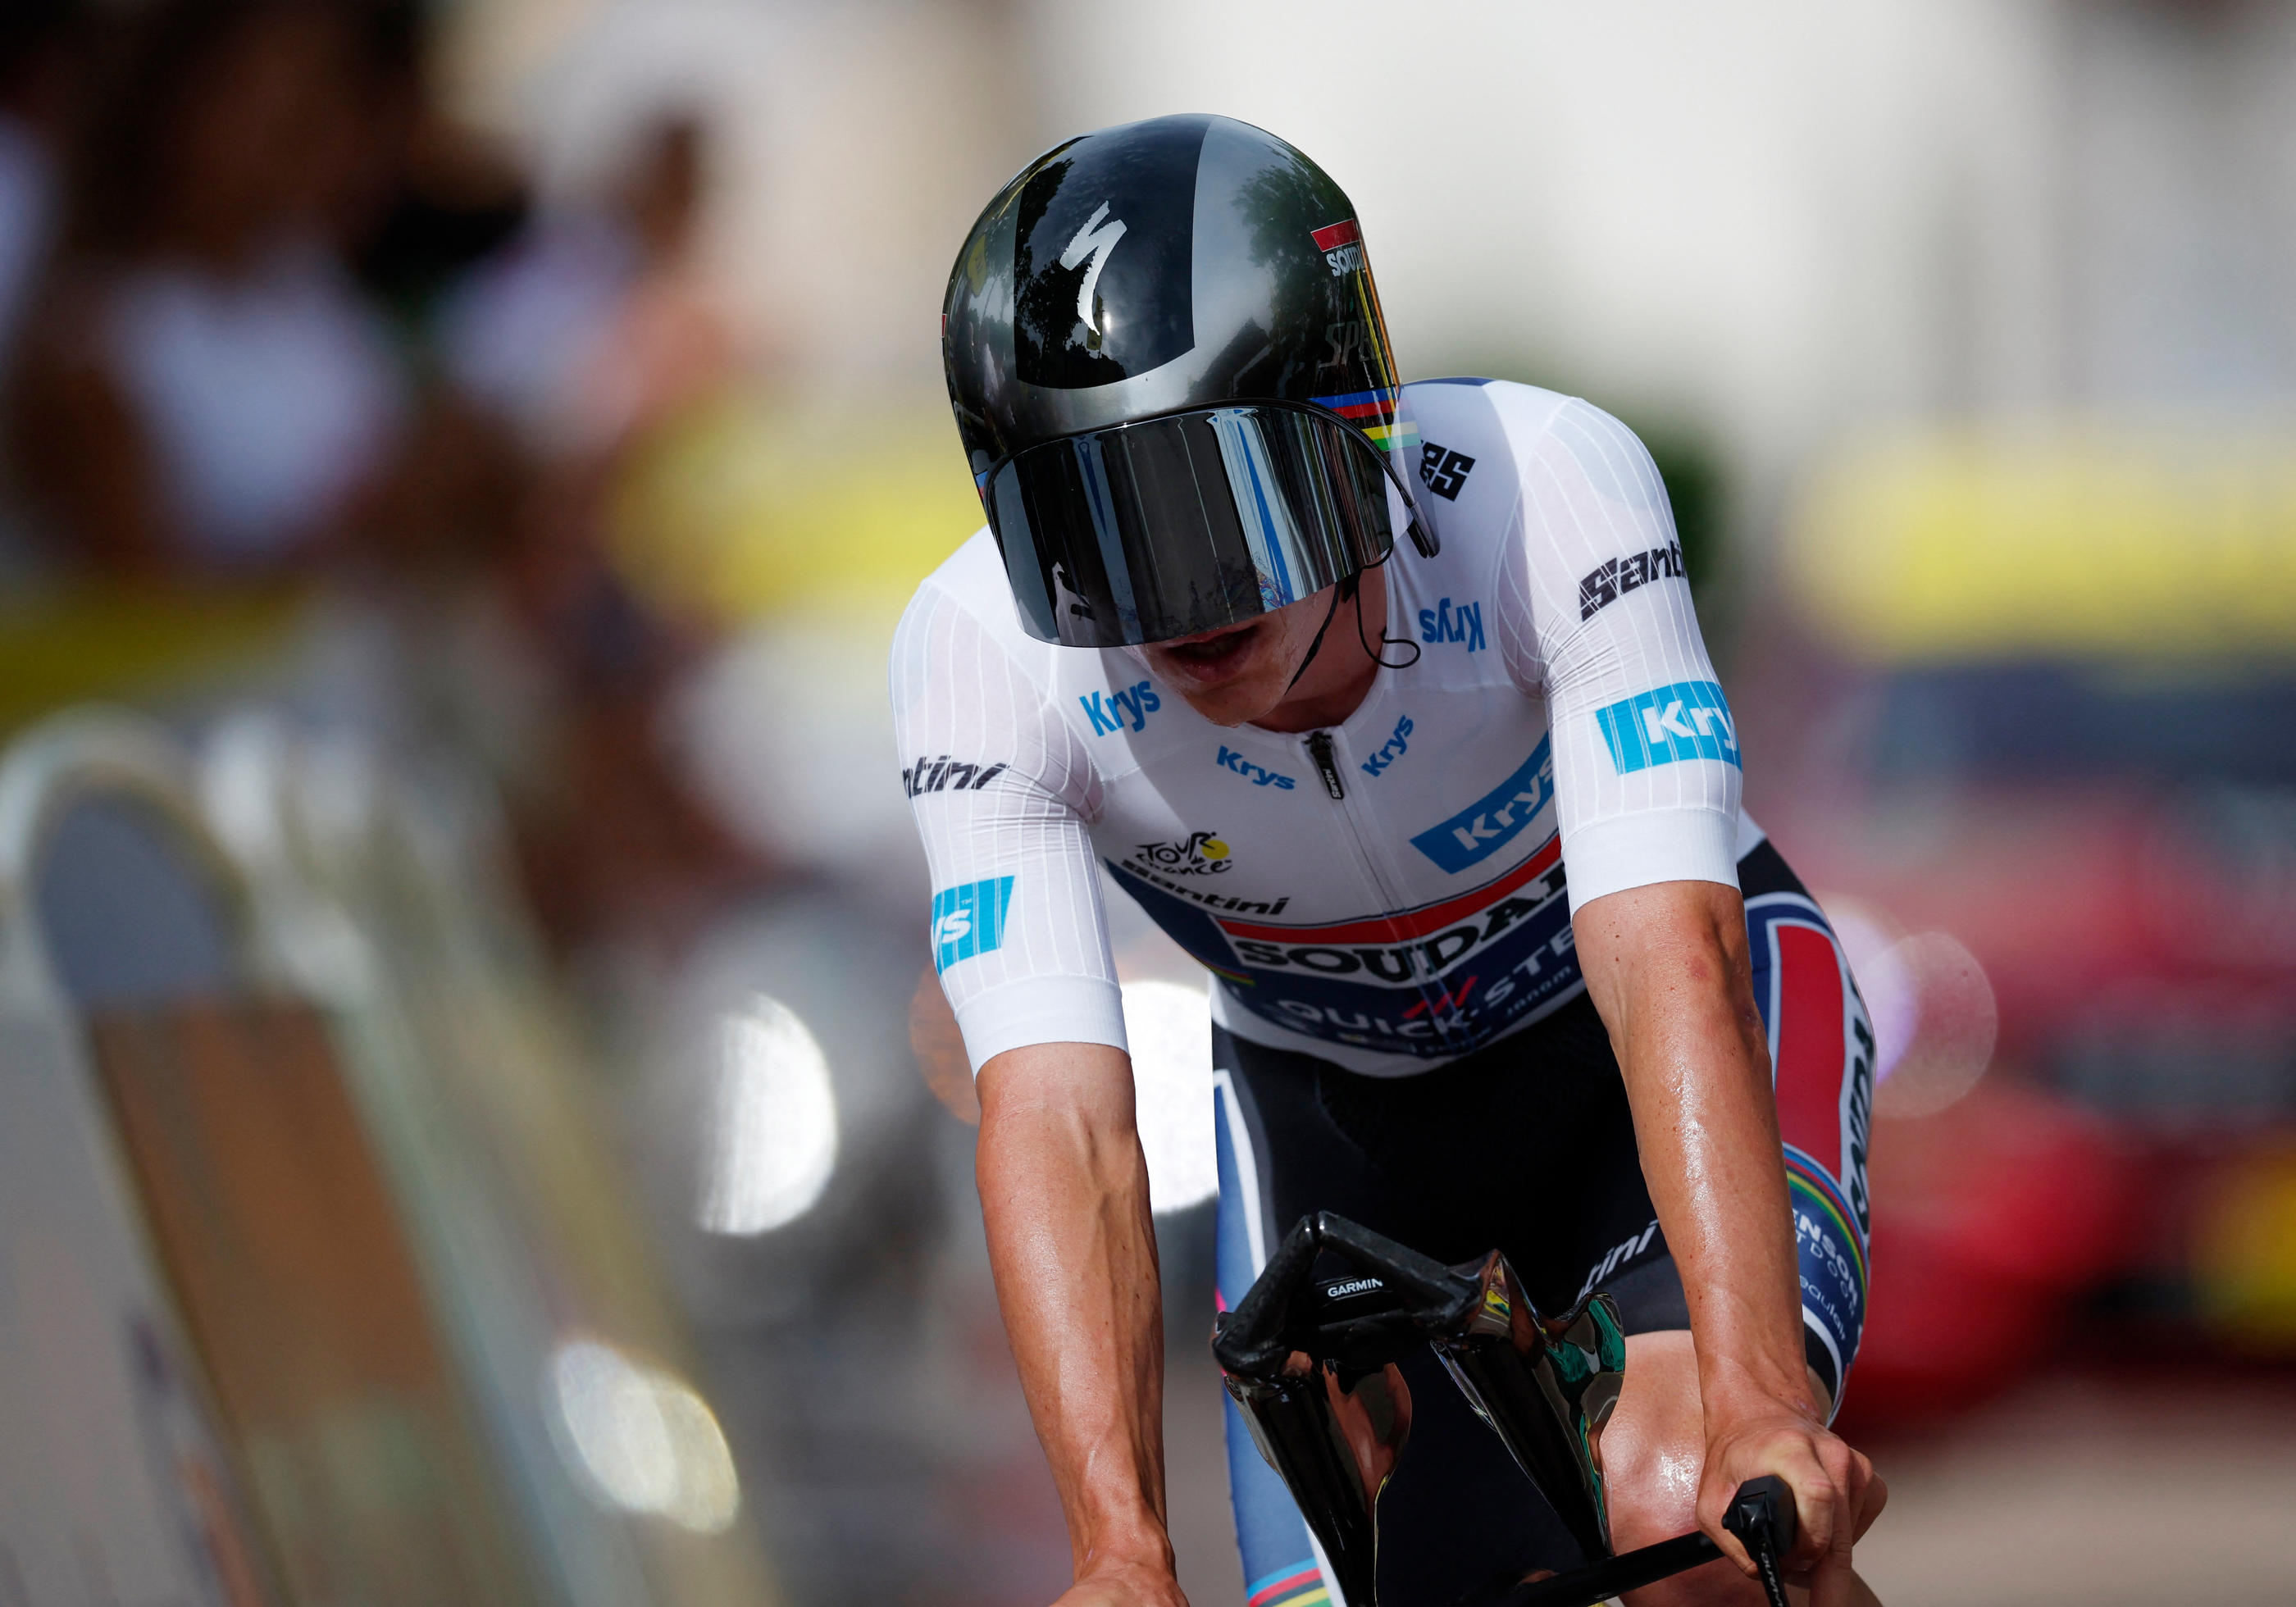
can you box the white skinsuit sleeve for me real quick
[1493,397,1742,911]
[890,581,1128,1071]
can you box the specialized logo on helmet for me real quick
[1005,118,1201,389]
[1313,218,1364,277]
[1060,202,1128,348]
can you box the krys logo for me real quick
[1359,714,1414,779]
[1418,597,1485,653]
[931,876,1014,973]
[1595,680,1739,775]
[1133,831,1232,876]
[1411,737,1556,875]
[1080,679,1160,735]
[1217,747,1295,790]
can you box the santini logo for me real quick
[1080,680,1160,735]
[1418,598,1485,653]
[1595,680,1740,774]
[1360,715,1414,778]
[904,755,1008,797]
[1578,540,1686,621]
[931,876,1014,973]
[1217,747,1296,790]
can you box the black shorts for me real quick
[1212,840,1871,1606]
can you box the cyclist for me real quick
[895,115,1884,1606]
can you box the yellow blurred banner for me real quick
[605,390,980,629]
[0,587,305,735]
[1790,422,2296,661]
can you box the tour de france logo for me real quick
[1132,831,1232,876]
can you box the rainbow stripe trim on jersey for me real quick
[1247,1561,1330,1607]
[1313,385,1421,457]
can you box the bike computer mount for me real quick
[1212,1213,1794,1607]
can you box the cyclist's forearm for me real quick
[976,1040,1176,1580]
[1576,880,1817,1421]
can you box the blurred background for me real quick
[0,2,2291,1605]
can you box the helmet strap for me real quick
[1283,548,1421,694]
[1284,576,1354,693]
[1351,544,1422,671]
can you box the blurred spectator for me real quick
[438,111,770,952]
[5,0,422,581]
[338,1,529,331]
[441,112,739,467]
[0,0,85,574]
[0,0,81,369]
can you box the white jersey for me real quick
[891,380,1759,1077]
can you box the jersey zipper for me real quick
[1305,731,1346,799]
[1305,730,1405,936]
[1305,729,1391,900]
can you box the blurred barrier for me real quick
[5,708,537,1603]
[202,715,778,1604]
[0,713,278,1605]
[0,708,780,1605]
[1790,422,2296,662]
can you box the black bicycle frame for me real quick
[1212,1213,1794,1607]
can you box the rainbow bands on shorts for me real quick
[1314,384,1422,458]
[1247,1560,1330,1607]
[1784,1145,1869,1300]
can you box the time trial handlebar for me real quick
[1214,1213,1794,1607]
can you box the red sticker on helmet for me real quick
[1311,219,1360,251]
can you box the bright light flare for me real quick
[1121,979,1217,1215]
[1829,902,1998,1118]
[697,995,838,1235]
[548,1341,740,1533]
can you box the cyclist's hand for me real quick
[1697,1405,1885,1606]
[1050,1558,1191,1607]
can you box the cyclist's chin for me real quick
[1145,620,1290,726]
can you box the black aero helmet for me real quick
[944,114,1436,649]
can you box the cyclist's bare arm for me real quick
[976,1042,1191,1607]
[1575,879,1884,1605]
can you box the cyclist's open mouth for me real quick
[1155,621,1262,685]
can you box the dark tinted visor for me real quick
[985,403,1397,647]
